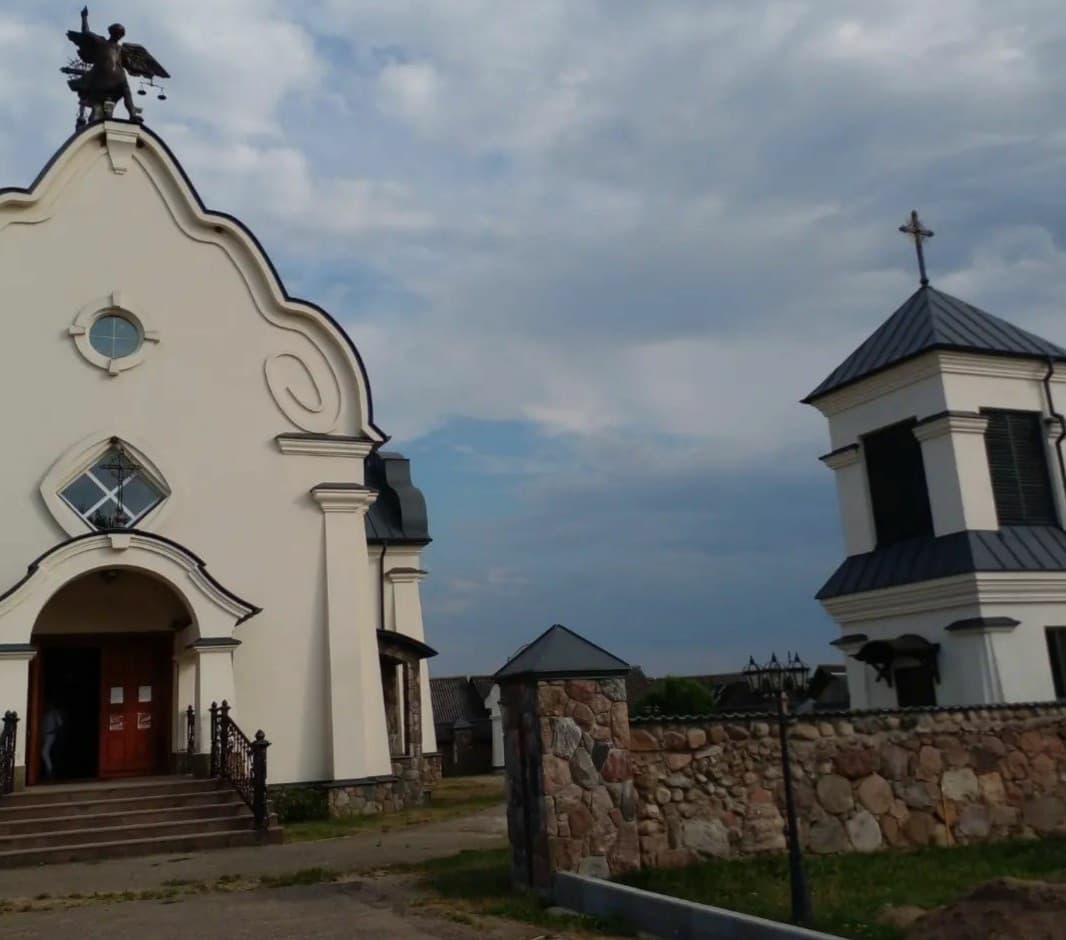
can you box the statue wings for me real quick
[121,43,170,80]
[66,29,99,62]
[65,30,169,79]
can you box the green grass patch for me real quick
[405,848,633,934]
[284,775,505,843]
[620,836,1066,939]
[404,838,1066,940]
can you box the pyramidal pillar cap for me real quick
[493,623,630,682]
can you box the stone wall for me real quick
[326,753,442,818]
[501,675,640,891]
[630,704,1066,866]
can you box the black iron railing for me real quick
[185,705,196,756]
[1,711,18,796]
[209,701,270,829]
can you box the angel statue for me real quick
[63,7,169,129]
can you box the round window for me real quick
[89,313,140,359]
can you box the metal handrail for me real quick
[1,712,19,796]
[209,701,270,829]
[185,705,195,756]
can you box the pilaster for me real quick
[190,638,239,752]
[1044,417,1066,528]
[820,444,876,555]
[386,566,436,754]
[312,484,392,780]
[913,411,997,534]
[174,652,197,750]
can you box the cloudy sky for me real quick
[7,2,1066,677]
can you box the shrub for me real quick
[632,676,718,717]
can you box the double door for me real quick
[99,635,171,777]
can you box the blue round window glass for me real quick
[89,314,140,359]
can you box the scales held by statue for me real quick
[61,6,170,129]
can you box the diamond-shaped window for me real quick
[59,445,166,530]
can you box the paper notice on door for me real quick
[109,714,124,732]
[137,712,151,730]
[138,685,152,703]
[110,686,124,705]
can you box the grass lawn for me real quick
[408,837,1066,939]
[283,774,504,842]
[404,848,632,935]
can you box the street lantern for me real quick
[746,652,814,927]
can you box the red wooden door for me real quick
[99,637,170,778]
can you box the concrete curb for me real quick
[553,872,840,940]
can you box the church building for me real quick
[0,118,439,806]
[807,215,1066,710]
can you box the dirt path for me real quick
[0,806,508,901]
[0,874,549,940]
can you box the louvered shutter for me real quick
[983,410,1057,526]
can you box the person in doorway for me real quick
[40,702,64,780]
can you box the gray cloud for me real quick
[6,2,1066,672]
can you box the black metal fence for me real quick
[1,711,18,796]
[209,701,269,829]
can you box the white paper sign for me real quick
[110,686,123,705]
[138,686,152,703]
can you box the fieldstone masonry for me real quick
[630,704,1066,865]
[500,675,640,891]
[499,626,1066,885]
[327,753,442,817]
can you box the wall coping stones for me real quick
[629,700,1066,724]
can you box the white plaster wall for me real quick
[838,599,1065,709]
[825,369,945,450]
[840,604,982,709]
[981,603,1063,702]
[485,683,504,770]
[0,124,387,784]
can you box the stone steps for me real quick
[0,827,279,869]
[0,776,282,868]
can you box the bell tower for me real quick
[805,213,1066,710]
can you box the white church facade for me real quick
[0,120,439,801]
[807,262,1066,711]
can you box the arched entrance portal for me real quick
[28,569,191,783]
[0,531,258,790]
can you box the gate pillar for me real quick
[494,624,640,893]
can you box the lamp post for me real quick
[744,652,814,927]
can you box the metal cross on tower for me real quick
[899,209,934,287]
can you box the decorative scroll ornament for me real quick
[264,351,342,433]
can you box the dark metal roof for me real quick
[494,624,630,681]
[377,629,438,662]
[804,286,1066,403]
[365,451,431,545]
[818,526,1066,599]
[429,676,492,730]
[945,616,1020,632]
